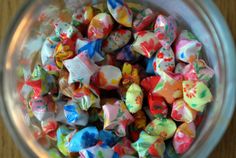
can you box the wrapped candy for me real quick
[58,70,73,98]
[48,148,63,158]
[54,39,76,69]
[175,30,202,63]
[29,95,56,121]
[141,76,160,93]
[63,52,99,85]
[68,126,99,152]
[103,101,134,137]
[113,137,136,156]
[107,0,133,27]
[99,130,119,147]
[173,122,196,154]
[64,100,89,126]
[88,13,114,39]
[182,59,214,83]
[41,36,60,67]
[154,15,177,48]
[153,47,175,75]
[122,63,140,88]
[132,31,161,58]
[93,65,122,90]
[54,21,79,40]
[175,62,186,74]
[183,80,213,112]
[171,99,197,123]
[148,93,168,118]
[41,118,58,140]
[116,45,140,62]
[133,110,147,129]
[132,131,165,157]
[145,56,155,74]
[72,84,100,111]
[125,83,143,114]
[71,6,95,27]
[76,38,104,62]
[79,144,119,158]
[133,8,156,31]
[103,29,132,53]
[145,118,177,140]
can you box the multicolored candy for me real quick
[88,13,114,39]
[103,29,132,53]
[99,130,119,147]
[54,21,79,40]
[113,137,136,156]
[141,76,161,93]
[107,0,133,27]
[41,118,58,140]
[133,110,147,129]
[122,63,140,88]
[175,62,186,74]
[132,31,161,58]
[175,30,202,63]
[148,93,168,118]
[173,122,196,154]
[183,80,213,112]
[71,6,95,27]
[116,45,140,62]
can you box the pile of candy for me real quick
[19,0,215,157]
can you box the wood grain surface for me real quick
[0,0,236,158]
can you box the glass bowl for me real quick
[0,0,236,158]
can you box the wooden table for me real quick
[0,1,235,158]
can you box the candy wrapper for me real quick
[79,144,119,158]
[72,84,100,111]
[132,131,165,157]
[175,62,186,74]
[133,8,156,31]
[122,63,140,88]
[54,39,76,69]
[171,99,197,123]
[29,95,56,121]
[116,45,140,62]
[175,30,202,63]
[64,100,89,126]
[71,6,95,27]
[103,101,134,137]
[173,122,196,154]
[99,130,119,147]
[153,47,175,75]
[56,126,76,156]
[103,29,132,53]
[132,31,161,58]
[145,56,155,74]
[68,126,99,152]
[183,80,213,112]
[148,93,168,118]
[125,83,143,114]
[182,59,214,83]
[58,70,73,98]
[145,118,177,140]
[76,38,104,62]
[113,137,136,156]
[92,65,122,90]
[107,0,133,27]
[141,76,160,93]
[54,21,79,40]
[88,13,114,39]
[154,15,177,48]
[133,110,147,129]
[63,52,99,85]
[41,118,58,140]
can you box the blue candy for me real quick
[145,56,155,74]
[99,130,119,147]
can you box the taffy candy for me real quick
[175,62,186,74]
[132,131,165,157]
[103,29,132,53]
[116,45,140,62]
[54,21,79,40]
[148,93,168,118]
[175,30,202,63]
[112,137,136,156]
[182,59,214,83]
[63,52,99,85]
[54,39,76,69]
[133,110,147,129]
[154,15,177,48]
[76,38,104,62]
[145,118,177,140]
[183,80,213,112]
[68,126,99,152]
[171,99,197,123]
[132,31,161,58]
[88,13,114,39]
[71,6,95,27]
[153,47,175,75]
[107,0,133,27]
[63,100,89,126]
[122,63,140,88]
[125,83,143,114]
[41,118,58,140]
[99,130,119,147]
[79,144,119,158]
[173,122,196,154]
[133,8,156,31]
[103,101,134,137]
